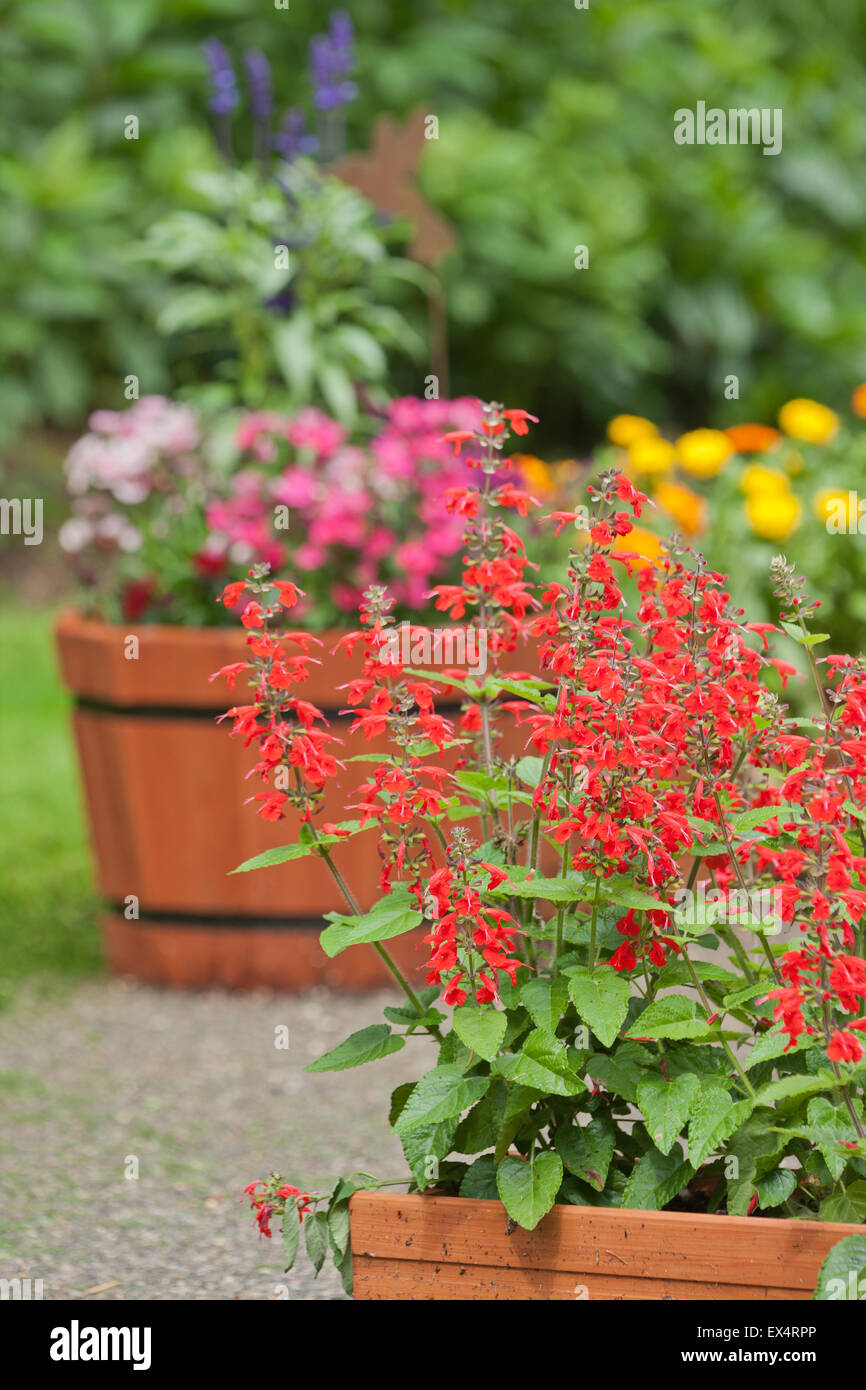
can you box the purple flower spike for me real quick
[244,49,274,123]
[202,38,240,117]
[272,107,319,161]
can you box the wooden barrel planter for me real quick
[55,611,538,991]
[350,1192,861,1300]
[54,609,426,991]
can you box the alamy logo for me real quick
[0,497,43,545]
[49,1320,152,1371]
[0,1277,43,1299]
[672,883,783,935]
[378,623,488,677]
[674,102,782,156]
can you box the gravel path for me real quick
[0,980,429,1300]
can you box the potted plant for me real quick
[227,402,866,1299]
[54,391,486,989]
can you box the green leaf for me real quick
[730,804,802,834]
[231,821,364,873]
[621,1148,693,1211]
[555,1116,616,1191]
[585,1041,656,1103]
[392,1065,489,1134]
[566,966,631,1048]
[746,1023,811,1069]
[327,1200,351,1261]
[755,1167,797,1209]
[304,1211,328,1276]
[496,1152,563,1230]
[515,756,545,787]
[754,1071,840,1105]
[814,1235,866,1299]
[519,977,570,1034]
[319,887,423,958]
[401,1115,460,1190]
[626,996,710,1042]
[604,881,669,913]
[819,1192,861,1225]
[452,1004,507,1061]
[688,1089,754,1169]
[306,1024,405,1073]
[490,874,590,903]
[637,1074,701,1156]
[781,621,830,649]
[492,1030,586,1096]
[282,1199,301,1272]
[459,1153,499,1200]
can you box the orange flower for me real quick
[852,384,866,419]
[724,423,781,454]
[653,480,705,537]
[613,526,663,569]
[513,454,555,497]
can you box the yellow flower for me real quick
[675,429,734,477]
[514,454,554,497]
[613,526,664,569]
[813,487,854,526]
[627,436,676,475]
[778,398,839,444]
[653,480,705,537]
[607,414,658,447]
[739,465,791,497]
[745,491,802,541]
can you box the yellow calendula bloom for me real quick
[627,436,676,475]
[675,429,734,477]
[778,398,839,444]
[740,465,791,497]
[812,487,854,526]
[745,491,802,541]
[514,454,555,497]
[607,414,658,447]
[613,526,664,569]
[653,480,705,537]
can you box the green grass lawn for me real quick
[0,601,101,1005]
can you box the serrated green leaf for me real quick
[459,1153,499,1199]
[755,1071,840,1105]
[566,966,631,1048]
[688,1088,749,1169]
[555,1117,615,1191]
[755,1166,797,1209]
[452,1004,507,1061]
[392,1065,489,1134]
[637,1073,701,1156]
[626,996,712,1042]
[519,977,570,1034]
[814,1235,866,1299]
[496,1152,563,1230]
[492,1030,585,1096]
[327,1200,351,1261]
[746,1023,812,1069]
[231,821,365,873]
[319,887,423,958]
[306,1024,405,1073]
[304,1210,328,1276]
[282,1199,301,1272]
[490,874,591,903]
[401,1115,460,1190]
[621,1147,693,1211]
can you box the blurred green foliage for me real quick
[3,0,866,450]
[0,602,100,1003]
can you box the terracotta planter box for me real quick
[55,610,534,991]
[349,1192,861,1300]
